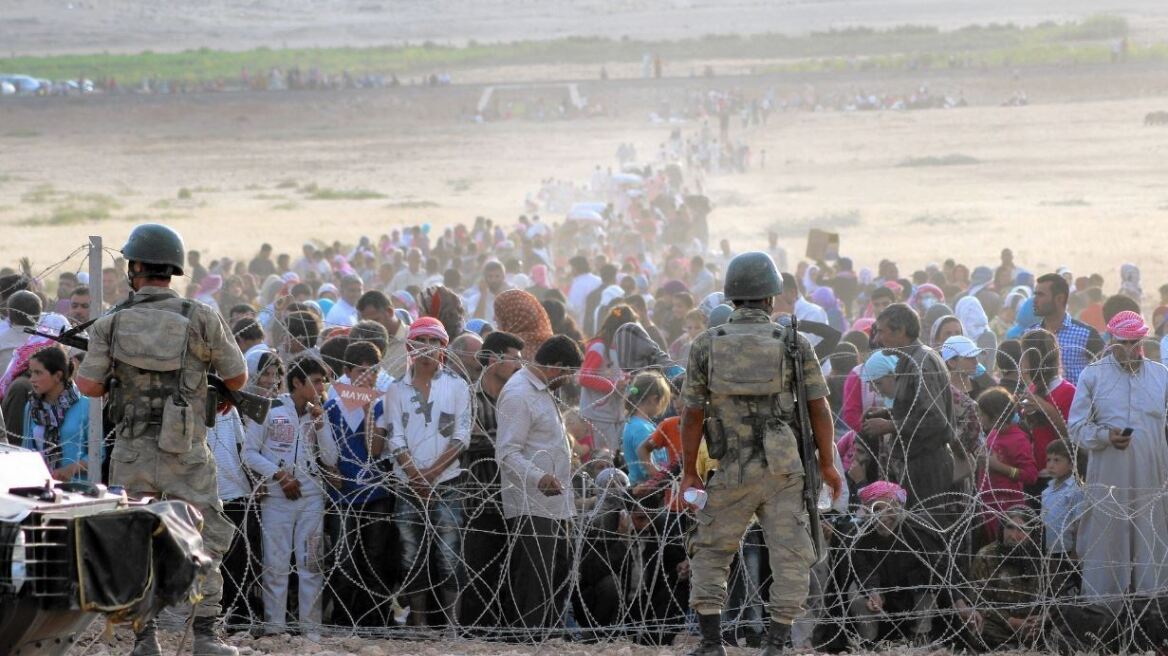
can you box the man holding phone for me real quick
[1068,311,1168,598]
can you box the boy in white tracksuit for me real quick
[243,357,338,637]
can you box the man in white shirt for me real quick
[495,335,583,630]
[378,317,471,626]
[388,248,429,292]
[566,256,602,324]
[463,261,511,322]
[242,357,338,639]
[324,274,363,327]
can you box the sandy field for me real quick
[4,61,1168,300]
[6,0,1168,55]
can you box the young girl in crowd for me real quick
[621,371,670,484]
[579,305,638,453]
[976,387,1038,544]
[1019,328,1075,499]
[22,345,91,482]
[668,308,706,364]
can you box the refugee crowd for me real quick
[3,159,1168,652]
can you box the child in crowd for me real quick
[669,308,706,364]
[621,371,670,484]
[243,356,338,640]
[1040,439,1084,595]
[976,387,1038,544]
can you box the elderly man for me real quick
[1068,310,1168,599]
[389,248,429,292]
[449,332,484,383]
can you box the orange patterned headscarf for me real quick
[494,289,553,355]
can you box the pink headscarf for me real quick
[851,317,875,335]
[858,481,908,506]
[332,255,355,277]
[196,274,222,297]
[1108,310,1148,341]
[0,313,70,400]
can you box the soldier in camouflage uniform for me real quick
[76,224,248,656]
[679,251,843,656]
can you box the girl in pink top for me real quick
[976,387,1038,542]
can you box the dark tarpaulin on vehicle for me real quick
[73,500,212,626]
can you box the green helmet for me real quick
[723,251,783,301]
[121,223,185,276]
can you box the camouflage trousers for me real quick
[689,464,815,624]
[109,436,233,617]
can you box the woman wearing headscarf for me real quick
[494,289,553,355]
[527,264,553,302]
[21,345,91,482]
[0,313,70,400]
[910,283,946,316]
[811,286,849,333]
[1119,263,1142,303]
[218,275,249,314]
[391,290,419,320]
[955,296,998,370]
[541,299,584,344]
[1005,298,1038,341]
[579,305,638,453]
[194,274,223,312]
[419,285,466,340]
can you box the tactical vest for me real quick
[109,298,201,452]
[705,320,801,480]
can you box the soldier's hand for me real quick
[679,471,704,507]
[819,462,844,501]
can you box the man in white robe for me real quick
[1068,311,1168,599]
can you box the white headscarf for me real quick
[954,296,989,341]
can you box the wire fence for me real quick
[9,243,1168,654]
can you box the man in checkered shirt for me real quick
[1030,273,1103,384]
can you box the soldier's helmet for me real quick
[121,223,186,276]
[723,251,783,301]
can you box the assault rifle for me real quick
[786,314,827,565]
[27,327,271,427]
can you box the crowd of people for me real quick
[3,149,1168,652]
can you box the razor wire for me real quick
[198,317,1168,654]
[10,245,1168,654]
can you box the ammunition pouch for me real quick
[703,415,726,460]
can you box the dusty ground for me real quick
[4,60,1168,301]
[6,0,1168,55]
[70,621,992,656]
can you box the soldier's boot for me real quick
[129,619,162,656]
[758,621,791,656]
[689,613,727,656]
[192,616,239,656]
